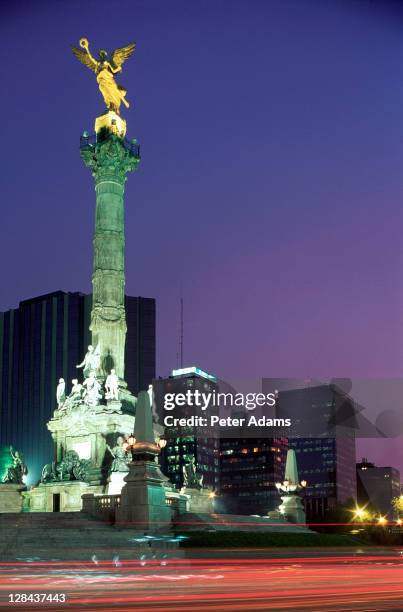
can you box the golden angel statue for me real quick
[72,38,136,115]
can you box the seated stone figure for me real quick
[41,462,57,483]
[107,436,130,472]
[83,373,102,407]
[183,456,203,490]
[2,446,27,485]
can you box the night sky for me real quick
[2,0,403,469]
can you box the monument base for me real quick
[107,471,128,495]
[182,487,214,513]
[279,494,306,524]
[47,405,134,485]
[23,481,103,513]
[116,460,172,529]
[0,484,27,513]
[267,509,283,520]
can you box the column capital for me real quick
[80,133,140,183]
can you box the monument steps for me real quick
[0,512,109,529]
[174,512,313,533]
[0,512,181,561]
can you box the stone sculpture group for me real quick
[55,344,121,415]
[41,450,92,484]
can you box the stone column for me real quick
[81,128,140,381]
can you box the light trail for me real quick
[0,554,402,610]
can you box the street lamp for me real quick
[276,479,307,494]
[123,431,167,464]
[157,436,167,449]
[123,435,136,450]
[123,435,166,452]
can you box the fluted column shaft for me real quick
[81,134,139,380]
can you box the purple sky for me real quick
[2,0,403,468]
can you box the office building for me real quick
[153,366,220,490]
[356,458,400,518]
[276,384,357,521]
[218,436,288,515]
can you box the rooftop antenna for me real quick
[180,296,184,368]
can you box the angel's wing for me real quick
[71,47,98,73]
[111,43,136,68]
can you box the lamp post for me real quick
[122,433,166,458]
[275,479,307,494]
[115,391,171,528]
[122,435,136,451]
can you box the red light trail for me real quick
[0,554,402,611]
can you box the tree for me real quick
[391,495,403,517]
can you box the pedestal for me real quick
[107,471,128,495]
[95,111,127,138]
[23,481,103,512]
[47,405,134,486]
[116,460,172,530]
[182,487,214,513]
[0,484,26,513]
[105,400,122,413]
[279,494,306,524]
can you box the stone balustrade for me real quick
[82,493,121,522]
[81,489,188,523]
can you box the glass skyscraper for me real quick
[218,437,288,515]
[0,291,155,485]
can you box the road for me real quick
[0,550,403,611]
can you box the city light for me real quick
[377,515,387,526]
[171,366,217,382]
[352,507,366,520]
[157,437,167,449]
[350,504,374,522]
